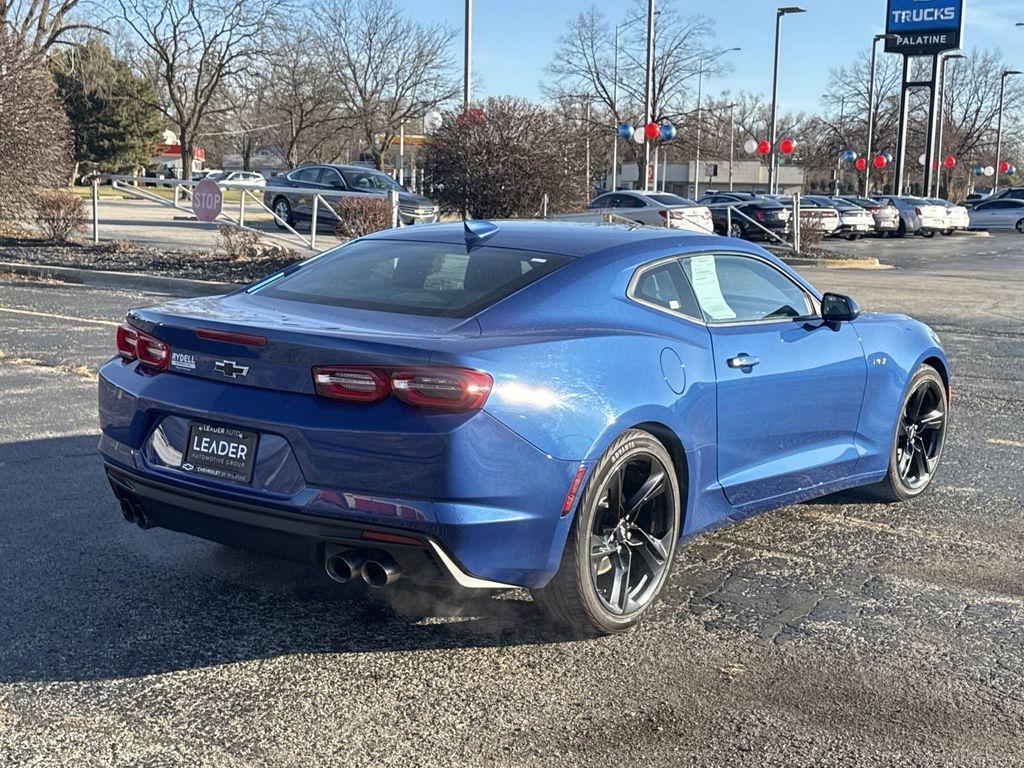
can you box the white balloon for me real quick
[918,154,926,166]
[743,138,759,154]
[423,110,443,132]
[632,127,646,144]
[984,165,995,177]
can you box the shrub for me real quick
[33,189,87,242]
[797,211,825,251]
[217,225,297,261]
[331,195,394,239]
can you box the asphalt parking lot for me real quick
[0,232,1022,766]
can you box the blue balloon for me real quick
[841,150,857,162]
[971,164,984,176]
[617,122,633,140]
[659,122,677,142]
[882,150,894,164]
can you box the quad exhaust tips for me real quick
[119,497,153,529]
[324,549,401,587]
[325,550,367,584]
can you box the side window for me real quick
[321,168,346,189]
[293,167,323,184]
[632,260,701,319]
[589,194,611,209]
[680,254,813,323]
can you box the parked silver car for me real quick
[924,198,970,234]
[966,198,1024,232]
[804,195,874,240]
[565,191,714,233]
[839,196,901,235]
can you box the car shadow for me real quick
[0,435,577,684]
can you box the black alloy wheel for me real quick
[272,197,294,229]
[895,377,947,492]
[728,220,744,239]
[588,453,676,615]
[532,429,681,635]
[861,365,948,502]
[1015,218,1024,234]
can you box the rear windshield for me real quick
[646,194,695,206]
[256,239,573,317]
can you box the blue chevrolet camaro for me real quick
[99,221,950,635]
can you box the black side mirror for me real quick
[821,292,861,322]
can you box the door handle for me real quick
[727,354,759,369]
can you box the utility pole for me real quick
[463,0,472,111]
[768,7,806,194]
[994,69,1021,195]
[643,0,655,191]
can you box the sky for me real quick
[403,0,1024,114]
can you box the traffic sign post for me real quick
[886,0,965,195]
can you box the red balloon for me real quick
[756,139,771,155]
[872,155,887,168]
[1000,160,1011,173]
[779,138,795,155]
[644,122,660,139]
[943,155,956,169]
[854,157,868,171]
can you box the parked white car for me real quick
[805,196,874,240]
[966,198,1024,232]
[772,196,840,235]
[902,197,949,236]
[207,170,267,186]
[571,191,715,233]
[925,198,969,233]
[840,196,901,235]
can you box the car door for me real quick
[679,251,867,506]
[288,166,324,219]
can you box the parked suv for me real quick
[264,164,438,228]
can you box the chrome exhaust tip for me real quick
[325,550,366,584]
[361,555,401,588]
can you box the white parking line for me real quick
[0,306,119,327]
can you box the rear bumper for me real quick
[105,464,515,588]
[98,360,583,588]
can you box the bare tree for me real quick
[316,0,459,170]
[262,22,348,167]
[1,0,96,57]
[113,0,280,179]
[546,2,722,171]
[0,30,73,222]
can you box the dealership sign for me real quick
[885,0,963,55]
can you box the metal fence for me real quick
[89,174,402,251]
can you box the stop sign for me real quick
[192,178,222,222]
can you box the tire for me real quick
[941,229,953,236]
[921,229,935,238]
[1016,218,1024,234]
[271,196,294,229]
[531,429,681,636]
[728,221,744,239]
[860,365,948,503]
[845,233,858,241]
[895,219,907,238]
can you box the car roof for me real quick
[364,220,730,259]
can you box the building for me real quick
[615,159,805,198]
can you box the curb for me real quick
[782,257,882,269]
[0,261,240,295]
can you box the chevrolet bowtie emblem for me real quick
[214,360,250,378]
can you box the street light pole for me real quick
[934,52,965,198]
[610,14,651,192]
[729,104,736,190]
[768,7,805,195]
[463,0,472,111]
[643,0,655,192]
[994,69,1021,195]
[693,47,740,200]
[865,33,897,196]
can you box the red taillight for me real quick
[361,530,423,547]
[196,327,267,346]
[561,465,588,516]
[391,368,492,411]
[116,323,169,370]
[313,366,390,402]
[754,209,766,222]
[657,210,668,218]
[311,366,492,411]
[915,207,923,216]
